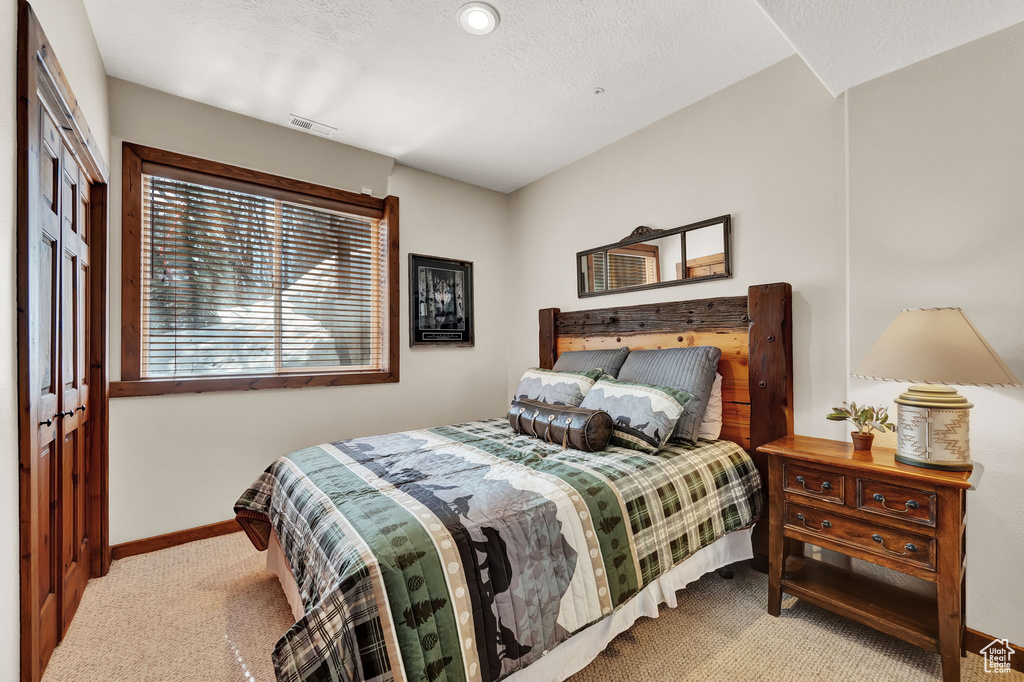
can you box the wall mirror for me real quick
[577,215,731,297]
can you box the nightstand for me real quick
[758,435,972,682]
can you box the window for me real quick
[585,244,660,291]
[114,143,398,396]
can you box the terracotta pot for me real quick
[851,431,874,451]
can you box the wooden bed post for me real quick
[539,308,560,369]
[747,282,795,466]
[747,282,795,564]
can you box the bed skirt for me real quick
[265,526,753,682]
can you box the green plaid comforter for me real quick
[234,418,761,682]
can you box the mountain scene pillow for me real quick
[513,367,604,407]
[579,376,693,453]
[616,346,721,444]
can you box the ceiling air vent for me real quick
[287,114,337,138]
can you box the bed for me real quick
[235,283,794,682]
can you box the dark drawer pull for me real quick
[871,533,917,555]
[873,493,919,513]
[39,415,54,427]
[796,513,831,531]
[795,475,832,494]
[59,410,75,418]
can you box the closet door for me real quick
[33,105,64,674]
[19,6,109,679]
[58,145,92,634]
[27,105,94,669]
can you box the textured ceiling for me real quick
[82,0,794,192]
[83,1,1024,192]
[754,0,1024,96]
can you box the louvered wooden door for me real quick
[29,101,94,670]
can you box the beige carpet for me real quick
[42,532,1017,682]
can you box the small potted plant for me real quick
[826,401,895,450]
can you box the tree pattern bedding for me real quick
[234,418,762,682]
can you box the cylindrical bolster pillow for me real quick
[508,398,613,452]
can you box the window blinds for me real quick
[140,171,387,378]
[608,252,654,288]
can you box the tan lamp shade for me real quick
[852,307,1021,387]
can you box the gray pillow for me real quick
[552,346,630,378]
[616,347,721,443]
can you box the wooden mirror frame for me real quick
[576,214,732,298]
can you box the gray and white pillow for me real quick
[513,367,604,407]
[617,347,721,443]
[552,347,630,378]
[579,376,693,453]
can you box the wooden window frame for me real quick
[112,143,400,397]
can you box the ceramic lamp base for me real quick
[894,384,973,471]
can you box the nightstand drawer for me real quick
[784,502,936,571]
[856,478,937,527]
[783,462,844,504]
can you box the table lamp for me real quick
[851,307,1021,471]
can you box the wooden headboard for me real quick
[538,282,794,484]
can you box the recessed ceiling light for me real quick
[458,2,499,35]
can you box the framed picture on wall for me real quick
[409,253,475,347]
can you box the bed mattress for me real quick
[235,418,762,682]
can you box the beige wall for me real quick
[847,23,1024,643]
[0,0,110,677]
[106,79,510,544]
[507,55,850,443]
